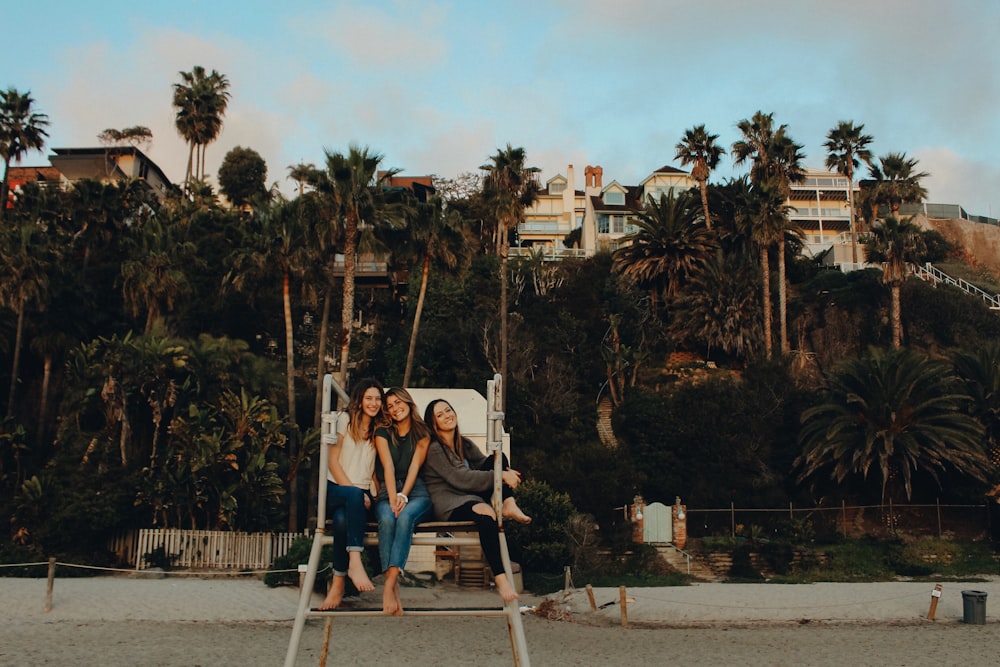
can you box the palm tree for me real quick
[952,344,1000,469]
[864,215,925,348]
[733,111,805,355]
[120,215,196,334]
[824,121,873,265]
[481,145,539,407]
[675,125,725,229]
[748,183,793,358]
[612,188,716,309]
[399,194,470,387]
[0,215,56,418]
[315,145,400,388]
[0,88,50,223]
[868,152,928,216]
[797,347,988,506]
[173,66,231,185]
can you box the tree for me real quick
[748,183,793,359]
[218,146,268,209]
[98,126,153,150]
[172,66,231,185]
[824,121,873,265]
[675,124,725,229]
[864,216,925,348]
[314,145,401,389]
[120,215,197,334]
[733,111,805,355]
[952,344,1000,470]
[797,347,988,506]
[867,152,928,216]
[399,194,470,386]
[612,188,715,309]
[0,88,50,223]
[481,145,539,407]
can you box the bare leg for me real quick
[318,575,345,610]
[502,496,532,524]
[393,575,403,616]
[382,566,400,615]
[494,573,519,602]
[347,551,375,592]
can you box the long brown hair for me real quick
[424,398,471,461]
[347,378,386,443]
[384,387,430,445]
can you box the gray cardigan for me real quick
[422,438,494,520]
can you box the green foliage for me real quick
[506,480,575,573]
[217,146,268,208]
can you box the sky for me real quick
[5,0,999,217]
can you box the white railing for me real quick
[914,263,1000,310]
[508,246,588,261]
[114,528,304,570]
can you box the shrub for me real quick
[506,480,575,573]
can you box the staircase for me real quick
[656,544,719,581]
[913,263,1000,310]
[596,395,618,448]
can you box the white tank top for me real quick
[327,412,376,491]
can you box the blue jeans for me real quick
[375,478,432,572]
[326,481,368,575]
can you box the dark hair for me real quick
[384,387,430,444]
[423,398,470,461]
[347,378,386,443]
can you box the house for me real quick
[47,146,175,202]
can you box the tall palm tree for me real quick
[952,344,1000,469]
[748,183,793,359]
[612,188,716,308]
[864,216,925,348]
[119,215,196,334]
[399,194,470,386]
[173,66,231,185]
[733,111,805,355]
[824,120,873,265]
[315,145,400,388]
[481,145,539,407]
[797,347,988,506]
[0,88,50,223]
[868,152,928,216]
[674,125,725,229]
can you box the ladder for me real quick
[284,374,530,666]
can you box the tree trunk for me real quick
[0,154,12,223]
[37,353,52,443]
[337,216,358,390]
[699,179,712,230]
[891,284,902,349]
[282,269,298,533]
[403,253,431,387]
[314,291,332,428]
[761,247,773,359]
[778,237,789,354]
[499,231,509,410]
[6,299,25,419]
[847,174,858,265]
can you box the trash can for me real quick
[961,590,987,624]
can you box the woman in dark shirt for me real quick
[422,398,530,602]
[373,387,432,615]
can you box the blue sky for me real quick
[6,0,999,216]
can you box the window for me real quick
[604,191,625,205]
[612,215,625,233]
[548,181,566,194]
[598,215,610,234]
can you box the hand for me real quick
[363,494,372,510]
[502,469,521,489]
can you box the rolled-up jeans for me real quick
[375,477,432,572]
[326,481,368,575]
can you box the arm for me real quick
[394,435,431,516]
[374,432,398,509]
[424,441,494,495]
[327,437,354,487]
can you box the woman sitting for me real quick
[318,378,383,610]
[373,387,433,615]
[422,398,531,602]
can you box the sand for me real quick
[2,574,998,666]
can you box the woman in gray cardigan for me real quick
[422,398,530,602]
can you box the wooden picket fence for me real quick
[109,529,304,570]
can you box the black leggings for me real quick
[447,453,515,576]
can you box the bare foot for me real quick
[495,573,519,602]
[318,576,345,610]
[382,581,398,615]
[347,563,375,592]
[393,578,404,616]
[502,497,532,524]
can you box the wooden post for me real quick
[730,501,736,538]
[619,586,628,628]
[563,566,571,593]
[318,617,333,667]
[927,584,943,621]
[586,584,597,612]
[44,557,55,613]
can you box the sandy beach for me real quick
[2,573,998,666]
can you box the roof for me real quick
[49,146,173,191]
